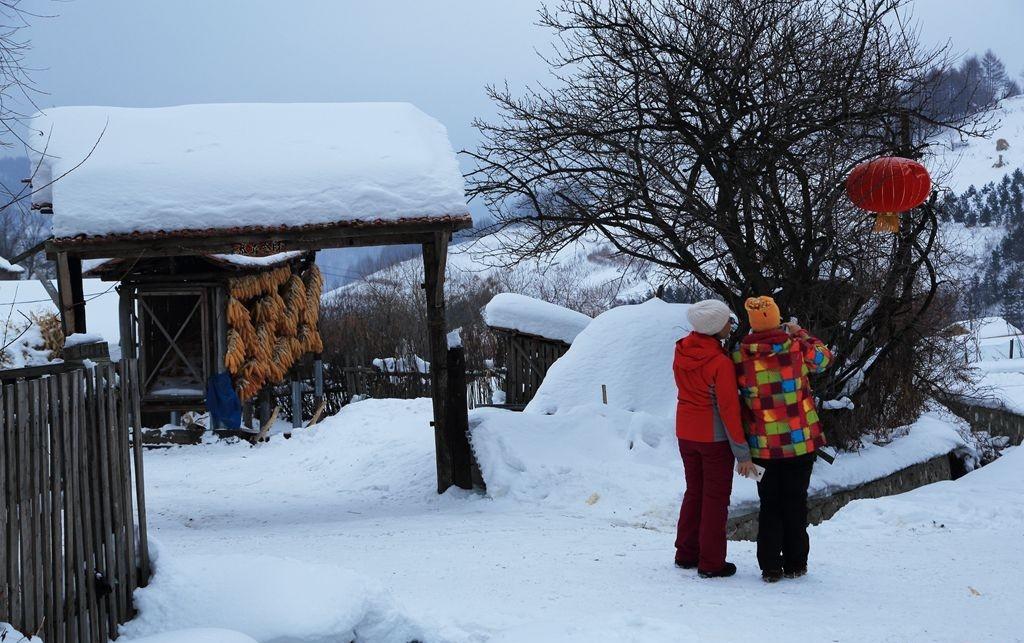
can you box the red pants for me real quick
[675,439,735,572]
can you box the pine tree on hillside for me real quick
[982,50,1010,98]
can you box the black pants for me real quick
[753,453,816,572]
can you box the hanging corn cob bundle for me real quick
[238,358,266,401]
[225,329,246,374]
[224,259,325,401]
[297,264,324,354]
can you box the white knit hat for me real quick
[686,299,733,335]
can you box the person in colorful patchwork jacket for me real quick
[732,295,832,583]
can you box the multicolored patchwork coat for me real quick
[731,328,833,459]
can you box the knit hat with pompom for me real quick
[744,296,781,333]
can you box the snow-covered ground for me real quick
[122,397,1022,642]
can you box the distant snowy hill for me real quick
[325,229,671,314]
[933,95,1024,193]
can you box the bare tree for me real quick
[0,1,55,276]
[466,0,992,444]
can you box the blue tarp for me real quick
[206,372,241,430]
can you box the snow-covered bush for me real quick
[0,311,64,368]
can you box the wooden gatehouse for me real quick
[34,101,475,493]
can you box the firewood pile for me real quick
[224,264,324,400]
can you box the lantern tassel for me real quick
[873,211,900,233]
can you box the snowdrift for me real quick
[470,299,967,523]
[121,553,427,643]
[526,299,690,417]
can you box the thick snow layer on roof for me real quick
[207,251,306,267]
[482,293,592,344]
[526,298,691,417]
[29,102,469,239]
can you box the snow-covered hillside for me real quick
[933,95,1024,194]
[325,228,670,313]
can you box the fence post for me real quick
[446,346,474,490]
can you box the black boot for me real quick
[762,569,784,583]
[784,566,807,579]
[698,562,737,578]
[674,558,697,570]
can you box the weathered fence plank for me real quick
[17,381,33,634]
[0,386,8,626]
[130,359,151,585]
[48,374,66,643]
[2,361,148,641]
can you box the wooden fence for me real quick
[1,359,150,642]
[491,328,570,407]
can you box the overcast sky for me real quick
[17,0,1024,165]
[12,0,1023,279]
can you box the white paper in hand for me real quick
[748,463,766,483]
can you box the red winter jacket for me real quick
[673,331,751,461]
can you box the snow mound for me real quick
[525,298,691,417]
[29,102,469,239]
[123,629,257,643]
[470,402,965,523]
[121,553,428,643]
[482,292,592,344]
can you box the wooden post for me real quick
[446,345,474,490]
[56,252,86,335]
[313,356,324,406]
[422,229,453,493]
[290,376,302,432]
[128,360,151,586]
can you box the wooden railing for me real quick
[1,360,150,642]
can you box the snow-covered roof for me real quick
[482,293,592,344]
[950,316,1022,341]
[29,102,470,241]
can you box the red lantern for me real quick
[846,156,931,233]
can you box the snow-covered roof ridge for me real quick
[482,293,592,344]
[29,102,470,241]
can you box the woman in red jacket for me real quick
[674,299,756,578]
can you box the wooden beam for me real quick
[117,285,137,362]
[45,219,471,260]
[7,237,51,265]
[36,277,59,307]
[423,229,455,493]
[55,252,86,335]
